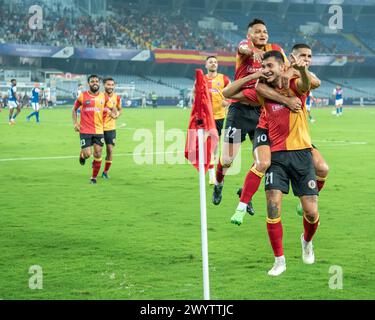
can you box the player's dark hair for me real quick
[206,55,217,61]
[103,77,115,84]
[248,18,266,29]
[263,50,285,64]
[87,74,100,83]
[292,43,311,51]
[10,78,16,83]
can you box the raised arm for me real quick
[291,54,311,94]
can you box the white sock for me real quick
[302,237,311,247]
[236,202,247,211]
[275,255,286,265]
[208,168,215,181]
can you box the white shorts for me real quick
[32,102,40,111]
[8,101,18,109]
[335,99,343,106]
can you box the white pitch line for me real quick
[0,151,185,162]
[0,140,368,162]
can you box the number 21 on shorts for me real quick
[265,172,274,185]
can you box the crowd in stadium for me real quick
[0,1,233,51]
[0,1,362,55]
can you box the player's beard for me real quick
[105,89,113,95]
[90,85,99,93]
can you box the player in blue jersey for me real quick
[26,83,43,123]
[306,91,315,123]
[333,85,343,116]
[8,79,21,125]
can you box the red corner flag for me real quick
[185,69,219,173]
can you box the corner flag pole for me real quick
[197,127,210,300]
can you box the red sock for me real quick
[104,161,112,173]
[303,216,319,242]
[216,160,225,184]
[317,179,325,192]
[240,166,263,203]
[92,159,102,179]
[267,220,284,257]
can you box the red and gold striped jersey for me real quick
[257,78,311,152]
[74,91,107,134]
[235,40,288,89]
[103,93,122,131]
[205,73,230,120]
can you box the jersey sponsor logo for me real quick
[246,66,261,73]
[84,107,102,112]
[271,104,286,112]
[308,180,316,189]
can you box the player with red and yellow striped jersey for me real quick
[72,74,107,184]
[213,18,294,208]
[101,77,122,179]
[238,50,319,276]
[204,56,231,184]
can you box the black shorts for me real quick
[215,118,224,137]
[224,102,262,143]
[79,134,104,149]
[252,127,270,150]
[104,130,116,146]
[265,149,318,197]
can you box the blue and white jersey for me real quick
[8,85,17,102]
[333,88,343,100]
[306,91,313,106]
[31,88,41,103]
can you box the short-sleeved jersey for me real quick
[31,88,40,103]
[333,88,343,100]
[205,73,230,120]
[74,91,107,134]
[257,78,311,152]
[103,93,122,131]
[8,85,17,102]
[235,40,288,89]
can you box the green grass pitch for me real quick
[0,106,374,300]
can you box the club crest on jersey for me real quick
[308,180,317,189]
[85,100,91,105]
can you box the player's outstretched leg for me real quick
[300,195,319,264]
[265,190,286,276]
[232,142,271,223]
[212,142,240,205]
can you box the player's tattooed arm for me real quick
[256,83,302,112]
